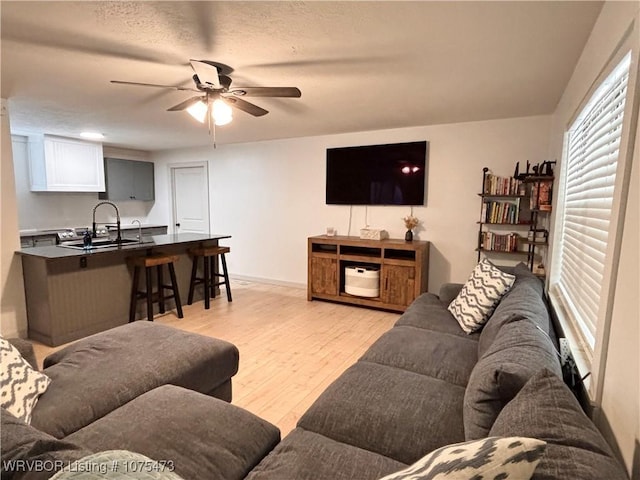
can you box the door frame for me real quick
[169,161,210,234]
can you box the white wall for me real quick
[1,101,28,337]
[548,2,640,474]
[150,115,551,293]
[11,136,155,229]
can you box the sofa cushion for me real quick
[464,319,562,440]
[246,428,406,480]
[448,259,516,333]
[490,369,628,480]
[360,326,478,387]
[396,294,480,340]
[379,436,546,480]
[478,263,551,357]
[1,336,51,424]
[32,322,239,438]
[1,408,91,480]
[298,361,466,465]
[67,385,280,480]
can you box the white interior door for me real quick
[171,164,210,233]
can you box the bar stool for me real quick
[128,253,184,322]
[187,246,232,309]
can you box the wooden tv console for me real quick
[307,235,429,312]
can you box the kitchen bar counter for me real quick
[18,233,231,346]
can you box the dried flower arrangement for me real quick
[403,215,419,230]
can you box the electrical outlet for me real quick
[559,338,572,366]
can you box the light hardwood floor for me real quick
[31,281,399,437]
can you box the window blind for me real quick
[552,52,631,350]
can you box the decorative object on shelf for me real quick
[359,228,388,240]
[403,215,419,242]
[326,227,336,236]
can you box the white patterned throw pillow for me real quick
[379,436,546,480]
[448,259,515,333]
[0,336,51,423]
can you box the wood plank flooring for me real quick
[31,281,399,437]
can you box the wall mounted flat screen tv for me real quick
[326,141,427,205]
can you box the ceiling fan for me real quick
[111,60,302,128]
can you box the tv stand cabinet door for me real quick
[310,257,338,296]
[381,265,415,307]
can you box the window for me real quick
[550,52,632,358]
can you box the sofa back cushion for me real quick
[464,318,562,440]
[490,369,628,479]
[477,263,551,358]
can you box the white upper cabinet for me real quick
[28,135,105,192]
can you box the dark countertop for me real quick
[16,233,231,259]
[19,224,168,238]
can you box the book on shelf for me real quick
[479,232,521,252]
[482,198,521,224]
[483,173,523,196]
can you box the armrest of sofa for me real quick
[7,338,38,370]
[438,283,464,306]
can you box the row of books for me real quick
[479,232,521,252]
[483,173,524,196]
[481,199,521,224]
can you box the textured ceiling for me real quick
[1,1,603,151]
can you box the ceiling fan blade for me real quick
[190,59,221,89]
[228,87,302,98]
[111,80,197,92]
[167,96,204,111]
[223,97,268,117]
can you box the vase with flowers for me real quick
[403,215,419,241]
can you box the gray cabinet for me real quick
[99,158,154,201]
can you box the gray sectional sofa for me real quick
[2,264,628,479]
[246,264,627,479]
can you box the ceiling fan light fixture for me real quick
[212,99,233,126]
[186,100,207,123]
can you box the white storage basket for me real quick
[345,266,380,298]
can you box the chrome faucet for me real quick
[131,219,142,243]
[92,201,121,243]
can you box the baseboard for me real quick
[592,405,629,475]
[231,274,306,290]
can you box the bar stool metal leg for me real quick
[168,262,184,318]
[145,266,153,321]
[203,254,211,309]
[157,265,165,314]
[220,253,232,302]
[188,256,198,305]
[129,266,140,323]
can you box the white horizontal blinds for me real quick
[554,52,631,349]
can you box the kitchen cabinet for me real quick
[28,135,105,192]
[99,158,154,201]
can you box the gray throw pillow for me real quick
[490,369,628,479]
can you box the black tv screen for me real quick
[326,141,427,205]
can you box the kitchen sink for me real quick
[58,238,152,250]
